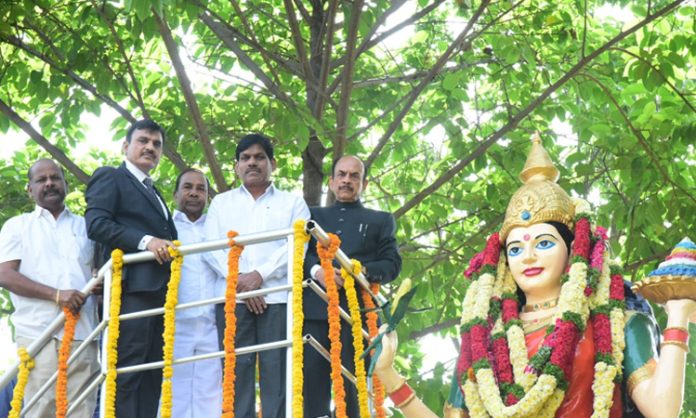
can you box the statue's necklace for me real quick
[522,297,559,313]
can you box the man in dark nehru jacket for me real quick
[85,119,177,417]
[303,155,402,418]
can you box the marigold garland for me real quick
[361,283,386,418]
[104,248,124,418]
[222,231,244,418]
[56,307,80,418]
[341,259,370,418]
[291,220,310,417]
[317,233,346,418]
[457,210,627,417]
[160,241,183,418]
[8,347,34,418]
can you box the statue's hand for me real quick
[374,324,398,373]
[664,299,696,325]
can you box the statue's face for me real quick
[506,223,569,297]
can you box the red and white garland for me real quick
[458,208,626,418]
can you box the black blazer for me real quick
[85,163,177,293]
[303,200,401,320]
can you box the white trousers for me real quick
[170,315,222,418]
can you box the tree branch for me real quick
[24,5,144,109]
[352,59,493,88]
[392,0,686,219]
[312,0,338,120]
[228,0,284,88]
[292,0,312,24]
[609,47,696,113]
[334,0,364,156]
[576,72,696,205]
[625,250,669,273]
[3,24,188,174]
[154,10,228,192]
[283,0,318,90]
[90,0,149,117]
[408,318,459,340]
[0,34,135,123]
[365,0,492,170]
[0,99,90,184]
[200,13,296,108]
[191,0,302,76]
[329,0,443,80]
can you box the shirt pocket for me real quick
[264,206,293,230]
[65,224,94,269]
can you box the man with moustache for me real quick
[0,159,99,417]
[205,133,309,418]
[85,119,177,417]
[303,155,401,418]
[170,169,222,417]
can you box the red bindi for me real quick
[523,234,531,241]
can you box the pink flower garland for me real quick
[609,274,624,302]
[464,252,484,278]
[458,331,472,375]
[470,324,490,364]
[501,299,519,322]
[482,233,500,268]
[592,314,613,355]
[572,218,592,260]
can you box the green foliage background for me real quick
[0,0,694,415]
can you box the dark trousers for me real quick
[216,303,286,418]
[115,288,166,418]
[302,319,365,418]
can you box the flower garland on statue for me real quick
[56,307,80,418]
[160,241,183,418]
[458,208,626,418]
[340,259,370,418]
[317,233,346,418]
[291,220,310,417]
[222,231,244,418]
[104,248,124,418]
[588,227,626,417]
[361,283,386,418]
[8,347,34,418]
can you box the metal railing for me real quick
[0,221,385,417]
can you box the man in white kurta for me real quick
[204,134,309,418]
[169,169,222,417]
[0,159,99,418]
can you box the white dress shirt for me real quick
[204,184,310,304]
[124,160,169,251]
[0,206,97,340]
[172,210,218,320]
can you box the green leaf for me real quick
[442,73,459,91]
[134,0,151,22]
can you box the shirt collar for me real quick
[173,209,206,225]
[334,199,363,209]
[125,159,150,184]
[239,183,275,199]
[32,205,70,220]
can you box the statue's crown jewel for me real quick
[500,133,575,241]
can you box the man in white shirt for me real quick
[0,159,99,418]
[169,169,221,417]
[205,134,309,418]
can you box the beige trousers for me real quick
[16,336,99,418]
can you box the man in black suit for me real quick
[303,155,402,418]
[85,119,177,417]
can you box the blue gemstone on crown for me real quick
[521,210,531,220]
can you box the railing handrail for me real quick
[0,221,387,417]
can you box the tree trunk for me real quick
[302,136,326,207]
